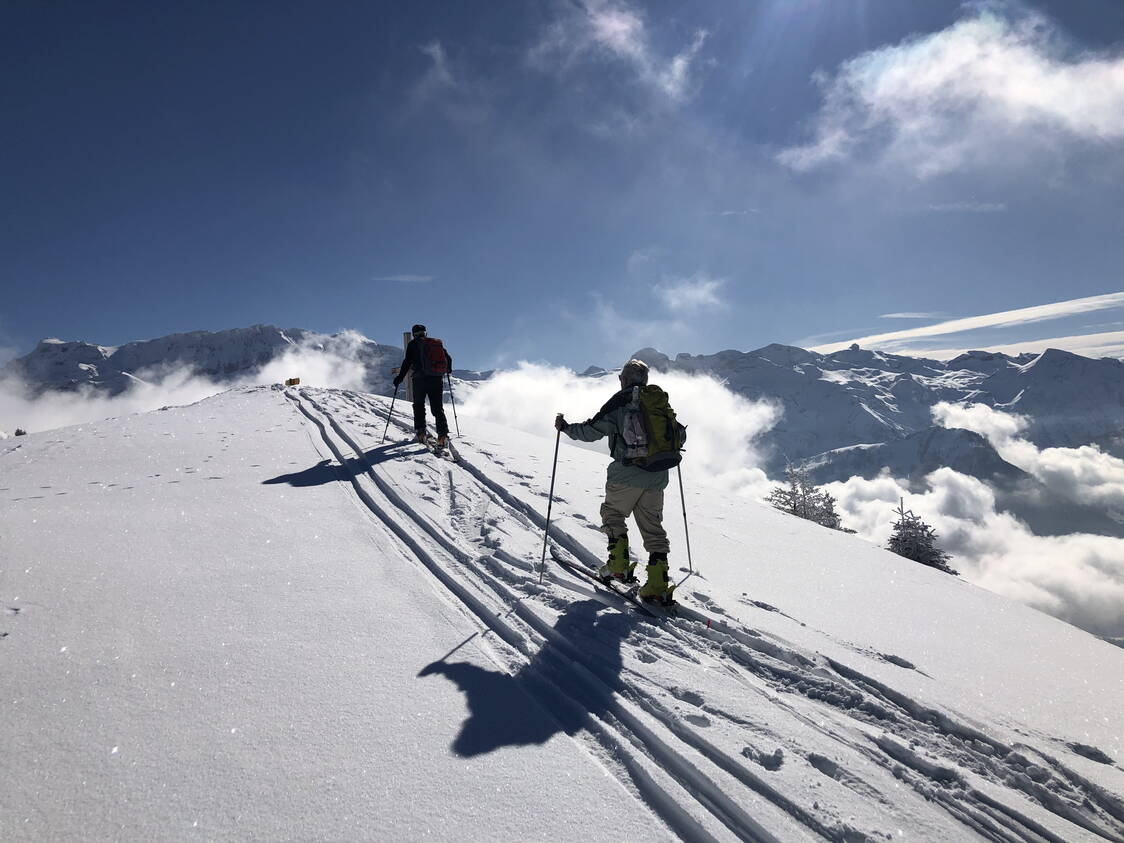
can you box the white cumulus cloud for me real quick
[461,362,780,499]
[933,401,1124,513]
[779,8,1124,178]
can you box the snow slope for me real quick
[2,386,1122,841]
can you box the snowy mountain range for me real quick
[6,325,1124,539]
[1,325,405,395]
[632,343,1124,477]
[2,384,1121,840]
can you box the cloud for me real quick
[811,292,1124,355]
[779,7,1124,178]
[654,275,725,313]
[705,209,762,217]
[926,202,1007,213]
[933,401,1124,513]
[373,274,434,283]
[908,329,1124,361]
[823,467,1124,640]
[530,0,708,104]
[626,246,667,276]
[878,312,945,320]
[461,362,780,499]
[0,335,370,435]
[419,41,455,90]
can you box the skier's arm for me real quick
[394,340,416,385]
[561,416,614,442]
[445,349,453,370]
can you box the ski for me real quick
[552,557,676,617]
[417,433,456,461]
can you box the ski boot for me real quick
[598,535,636,584]
[436,433,449,448]
[639,553,675,606]
[415,429,428,444]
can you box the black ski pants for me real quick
[412,375,449,436]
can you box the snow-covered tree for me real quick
[886,499,957,575]
[767,464,848,531]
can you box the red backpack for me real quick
[418,337,450,376]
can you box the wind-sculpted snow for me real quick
[293,387,1123,840]
[3,385,1122,839]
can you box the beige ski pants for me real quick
[600,482,669,554]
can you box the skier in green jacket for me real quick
[554,358,683,604]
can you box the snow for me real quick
[2,385,1122,841]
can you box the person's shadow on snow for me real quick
[418,598,638,757]
[261,441,421,487]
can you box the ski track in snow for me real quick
[281,387,1124,843]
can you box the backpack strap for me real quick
[585,388,631,426]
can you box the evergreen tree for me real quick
[886,498,958,575]
[767,464,848,531]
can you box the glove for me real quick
[393,375,403,388]
[555,414,568,432]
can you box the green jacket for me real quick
[563,386,670,491]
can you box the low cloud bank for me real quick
[932,401,1124,514]
[461,362,780,498]
[823,402,1124,640]
[0,337,369,435]
[824,468,1124,640]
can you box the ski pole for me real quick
[539,420,562,584]
[677,464,694,577]
[381,383,399,444]
[446,372,461,436]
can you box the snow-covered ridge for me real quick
[2,324,492,396]
[1,385,1120,839]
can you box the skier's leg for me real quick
[634,488,672,601]
[427,377,449,437]
[632,487,669,555]
[412,382,427,437]
[600,483,642,577]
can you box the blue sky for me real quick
[3,0,1124,370]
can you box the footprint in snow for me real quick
[683,714,711,728]
[671,687,705,707]
[635,649,659,664]
[742,746,784,771]
[878,652,917,671]
[1067,743,1115,765]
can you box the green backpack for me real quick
[621,384,687,472]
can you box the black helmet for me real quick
[411,324,427,337]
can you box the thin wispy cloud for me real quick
[813,292,1124,355]
[779,8,1124,178]
[927,202,1007,213]
[914,329,1124,361]
[879,312,946,320]
[419,41,455,89]
[373,274,434,283]
[706,209,761,217]
[530,0,708,105]
[654,274,725,313]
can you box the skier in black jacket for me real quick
[393,324,453,445]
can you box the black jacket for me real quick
[398,337,452,380]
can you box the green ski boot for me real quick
[598,535,635,583]
[639,553,675,605]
